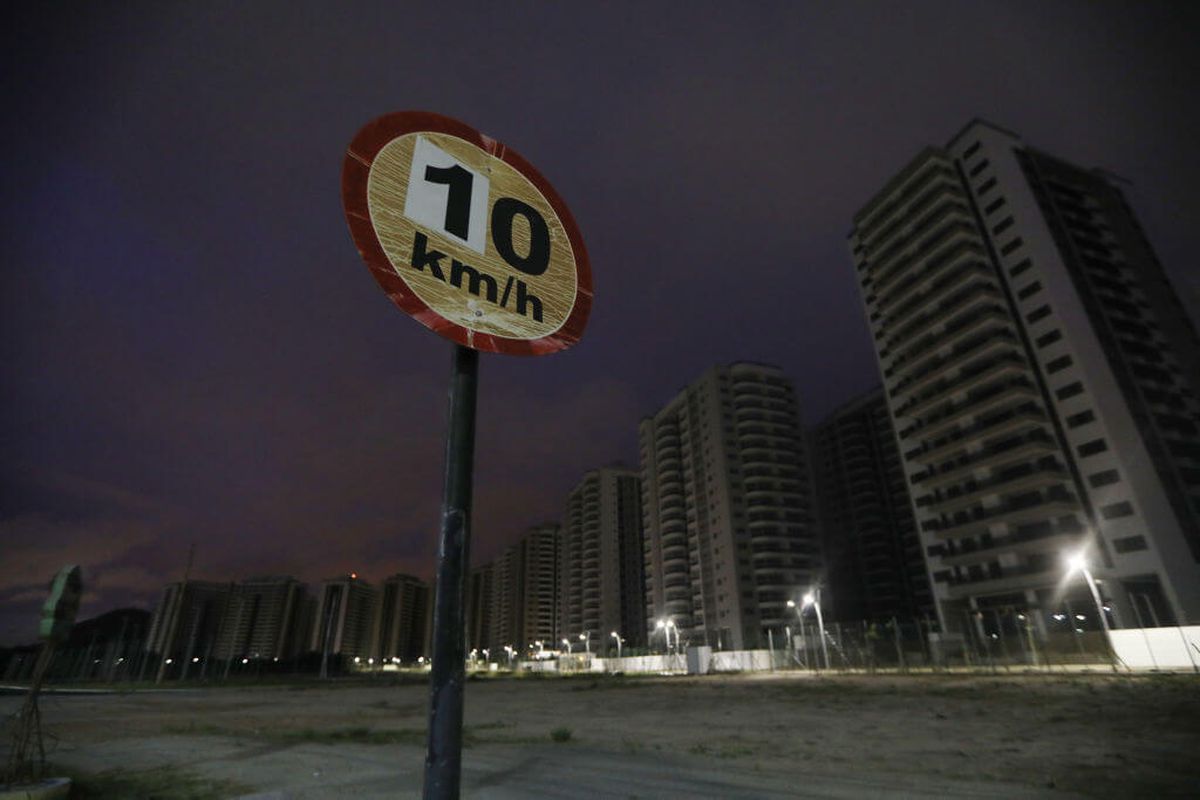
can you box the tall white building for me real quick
[848,119,1200,634]
[559,467,645,652]
[640,363,820,650]
[212,576,307,662]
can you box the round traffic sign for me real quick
[342,111,592,356]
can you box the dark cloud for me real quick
[3,1,1197,643]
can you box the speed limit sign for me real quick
[342,111,592,356]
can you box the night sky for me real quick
[3,2,1198,645]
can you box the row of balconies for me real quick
[915,463,1068,515]
[898,352,1027,420]
[892,328,1017,400]
[871,219,982,304]
[856,160,958,245]
[884,297,1008,368]
[880,262,994,336]
[911,425,1055,487]
[882,272,998,354]
[858,165,962,252]
[921,487,1077,540]
[900,377,1038,446]
[865,195,971,271]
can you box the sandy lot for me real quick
[5,671,1199,798]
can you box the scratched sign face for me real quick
[342,112,592,356]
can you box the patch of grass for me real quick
[550,726,573,743]
[58,764,251,799]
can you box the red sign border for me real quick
[342,111,593,356]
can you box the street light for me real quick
[1065,552,1113,634]
[562,637,573,655]
[795,590,830,670]
[656,619,678,654]
[580,631,591,655]
[610,631,623,660]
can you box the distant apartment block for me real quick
[848,119,1200,633]
[487,523,561,653]
[144,580,229,676]
[369,573,430,664]
[640,363,821,650]
[813,388,934,623]
[310,574,377,659]
[212,576,307,662]
[559,467,646,653]
[465,563,494,652]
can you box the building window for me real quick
[1027,305,1052,324]
[969,159,990,177]
[1078,439,1108,457]
[1066,410,1096,428]
[1009,258,1032,278]
[993,217,1015,236]
[978,177,998,195]
[1088,469,1120,488]
[1000,237,1024,256]
[963,141,982,159]
[1100,501,1135,519]
[1055,382,1084,401]
[1036,330,1063,348]
[984,197,1006,215]
[1113,535,1147,554]
[1017,281,1043,300]
[1046,354,1072,373]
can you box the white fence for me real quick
[1109,626,1200,671]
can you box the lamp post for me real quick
[1066,553,1113,634]
[580,631,590,655]
[562,638,573,655]
[800,590,829,670]
[610,631,623,660]
[503,645,514,668]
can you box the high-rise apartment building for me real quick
[465,563,494,652]
[640,363,821,650]
[560,467,645,652]
[369,573,430,664]
[310,575,377,659]
[848,119,1200,633]
[145,580,229,664]
[212,576,307,662]
[813,388,934,623]
[488,523,561,652]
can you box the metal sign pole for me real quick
[423,344,479,799]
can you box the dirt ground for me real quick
[5,671,1199,798]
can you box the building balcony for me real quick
[879,258,992,326]
[893,331,1018,399]
[900,353,1027,419]
[857,162,958,242]
[935,528,1088,568]
[872,218,978,295]
[916,464,1068,515]
[944,564,1060,600]
[884,281,1001,354]
[902,378,1038,445]
[923,489,1077,541]
[912,424,1054,487]
[886,303,1009,370]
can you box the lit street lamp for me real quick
[580,631,591,655]
[655,619,678,654]
[1065,552,1114,634]
[610,631,623,660]
[562,637,573,655]
[791,590,830,670]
